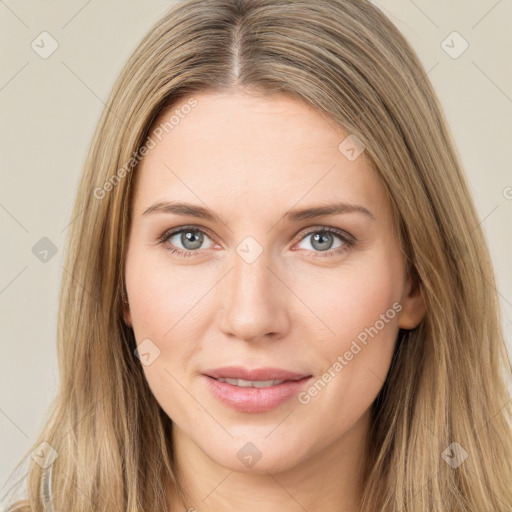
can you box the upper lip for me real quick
[204,366,311,381]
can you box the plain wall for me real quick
[1,0,511,498]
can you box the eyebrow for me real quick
[142,201,375,222]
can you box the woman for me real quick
[3,0,512,510]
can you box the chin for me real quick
[199,434,310,474]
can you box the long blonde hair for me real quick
[5,0,512,510]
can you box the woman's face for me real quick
[124,91,425,473]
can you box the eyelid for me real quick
[159,224,215,241]
[295,225,355,244]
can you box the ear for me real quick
[398,267,426,329]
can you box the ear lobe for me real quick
[398,269,427,330]
[123,306,132,328]
[122,291,132,328]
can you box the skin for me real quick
[124,90,426,512]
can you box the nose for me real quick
[217,246,291,343]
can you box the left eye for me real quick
[295,228,351,255]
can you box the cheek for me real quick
[291,254,403,346]
[125,250,217,408]
[292,253,403,409]
[126,250,213,342]
[126,255,210,420]
[293,253,403,421]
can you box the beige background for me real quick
[1,0,511,498]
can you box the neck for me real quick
[166,408,371,512]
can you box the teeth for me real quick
[216,378,285,388]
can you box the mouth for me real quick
[202,367,312,413]
[212,377,292,388]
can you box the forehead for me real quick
[132,91,389,220]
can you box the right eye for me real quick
[158,226,216,257]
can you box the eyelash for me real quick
[157,225,355,259]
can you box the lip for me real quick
[204,366,310,381]
[202,366,312,413]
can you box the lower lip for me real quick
[203,375,312,413]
